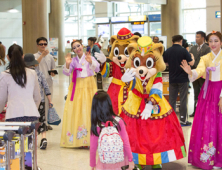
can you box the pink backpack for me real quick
[98,117,124,164]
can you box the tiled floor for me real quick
[37,68,221,170]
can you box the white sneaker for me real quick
[213,166,221,169]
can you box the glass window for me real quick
[82,37,90,46]
[119,13,140,16]
[150,22,161,36]
[65,19,78,37]
[82,1,95,15]
[183,9,206,33]
[145,11,161,15]
[144,22,148,36]
[183,34,196,45]
[112,23,132,36]
[128,4,141,13]
[65,1,78,17]
[65,1,95,16]
[82,16,96,37]
[144,4,161,11]
[116,2,141,14]
[98,24,110,38]
[183,0,206,9]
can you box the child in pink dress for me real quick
[90,91,135,170]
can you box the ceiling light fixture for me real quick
[8,8,19,13]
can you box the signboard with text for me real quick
[129,15,147,22]
[49,38,59,66]
[215,11,221,18]
[131,21,145,25]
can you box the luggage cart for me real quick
[0,121,40,170]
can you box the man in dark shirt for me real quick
[164,35,194,126]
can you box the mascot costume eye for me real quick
[120,36,187,168]
[95,28,139,115]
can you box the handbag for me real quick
[47,107,61,125]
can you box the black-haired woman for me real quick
[0,44,41,122]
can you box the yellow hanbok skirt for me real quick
[60,76,97,147]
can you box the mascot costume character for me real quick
[95,28,139,115]
[120,36,186,169]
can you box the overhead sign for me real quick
[111,16,128,23]
[94,17,110,24]
[215,11,221,18]
[132,22,145,25]
[148,14,161,22]
[132,25,144,34]
[129,15,147,22]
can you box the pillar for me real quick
[161,0,181,48]
[49,0,65,65]
[22,0,48,54]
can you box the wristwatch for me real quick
[128,158,133,162]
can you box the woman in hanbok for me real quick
[181,31,222,169]
[60,40,100,148]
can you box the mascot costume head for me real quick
[109,28,139,68]
[126,36,166,80]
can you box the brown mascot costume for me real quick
[95,28,139,115]
[120,36,186,169]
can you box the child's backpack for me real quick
[98,117,124,164]
[95,43,101,50]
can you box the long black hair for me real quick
[91,91,121,136]
[7,44,27,88]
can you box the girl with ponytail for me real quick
[0,44,41,122]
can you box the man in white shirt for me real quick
[34,37,56,130]
[189,31,211,117]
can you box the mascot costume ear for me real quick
[151,43,166,72]
[110,35,117,45]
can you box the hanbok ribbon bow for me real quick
[132,88,149,112]
[203,67,216,99]
[70,68,82,101]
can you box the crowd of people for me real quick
[0,28,221,170]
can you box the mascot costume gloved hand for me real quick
[120,36,186,169]
[95,28,139,115]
